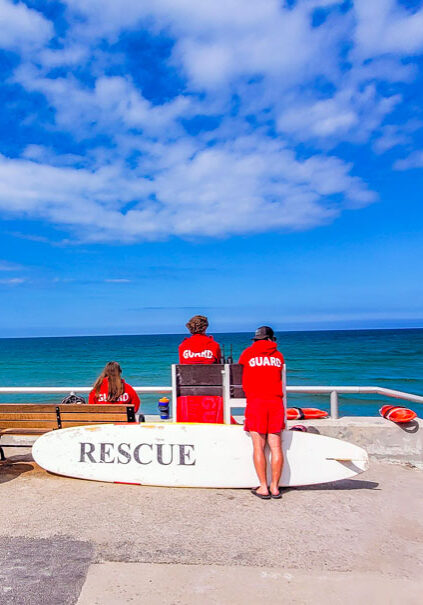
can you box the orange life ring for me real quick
[287,407,328,420]
[379,405,416,423]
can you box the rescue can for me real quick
[158,397,170,420]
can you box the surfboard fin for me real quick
[326,457,362,462]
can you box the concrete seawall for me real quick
[284,416,423,469]
[2,416,422,468]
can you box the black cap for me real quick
[253,326,275,341]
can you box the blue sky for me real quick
[0,0,423,337]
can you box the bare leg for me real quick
[267,432,283,495]
[250,431,268,495]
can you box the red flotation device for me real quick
[286,407,328,420]
[379,405,417,424]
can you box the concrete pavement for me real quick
[1,456,422,604]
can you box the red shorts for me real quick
[244,397,285,434]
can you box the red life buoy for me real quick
[379,405,416,424]
[287,407,328,420]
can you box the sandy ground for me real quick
[1,455,423,604]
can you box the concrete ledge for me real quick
[2,417,422,468]
[285,416,423,469]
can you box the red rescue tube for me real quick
[286,407,328,420]
[379,405,417,423]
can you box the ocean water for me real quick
[0,329,422,417]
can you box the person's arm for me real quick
[178,342,186,364]
[126,384,140,413]
[88,389,96,405]
[215,343,222,363]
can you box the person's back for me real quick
[239,339,284,399]
[89,361,140,413]
[178,315,221,365]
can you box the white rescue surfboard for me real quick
[32,423,369,487]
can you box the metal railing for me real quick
[0,387,172,394]
[288,386,423,419]
[1,384,422,420]
[228,386,423,419]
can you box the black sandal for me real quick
[251,488,271,500]
[270,488,282,499]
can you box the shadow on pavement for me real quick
[397,420,419,434]
[0,456,34,485]
[291,478,380,491]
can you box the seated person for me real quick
[89,361,140,413]
[178,315,222,364]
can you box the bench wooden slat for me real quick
[0,420,59,429]
[58,405,132,413]
[60,421,129,428]
[0,405,60,413]
[0,413,57,421]
[0,404,133,413]
[0,428,48,435]
[59,413,128,422]
[0,413,129,422]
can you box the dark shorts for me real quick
[244,397,285,434]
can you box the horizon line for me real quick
[0,325,422,340]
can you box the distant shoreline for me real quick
[1,325,422,340]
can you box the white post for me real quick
[222,364,231,425]
[282,364,287,425]
[330,390,339,419]
[171,364,178,422]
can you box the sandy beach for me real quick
[1,455,422,604]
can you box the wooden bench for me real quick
[0,403,137,461]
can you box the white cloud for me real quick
[14,69,192,138]
[394,150,423,171]
[58,0,345,91]
[105,279,131,283]
[354,0,423,58]
[373,125,409,154]
[1,0,422,243]
[0,277,25,285]
[172,3,340,89]
[0,0,53,52]
[277,84,401,144]
[39,45,88,68]
[0,136,375,242]
[0,260,22,271]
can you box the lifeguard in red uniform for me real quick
[89,361,140,413]
[177,316,222,423]
[178,315,221,364]
[239,326,285,500]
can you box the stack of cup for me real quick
[158,397,170,420]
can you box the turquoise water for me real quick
[0,329,422,417]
